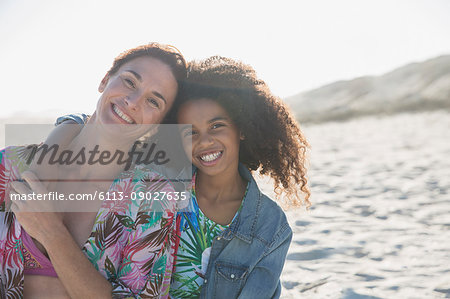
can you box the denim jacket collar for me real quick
[226,163,262,243]
[192,163,262,244]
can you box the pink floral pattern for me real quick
[0,146,178,298]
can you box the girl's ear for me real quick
[240,132,245,140]
[98,74,110,93]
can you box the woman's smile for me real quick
[111,103,135,124]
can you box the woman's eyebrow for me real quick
[152,91,167,105]
[125,70,142,82]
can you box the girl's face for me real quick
[178,98,243,177]
[95,56,178,139]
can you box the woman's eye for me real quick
[124,78,135,89]
[147,98,160,108]
[212,123,225,129]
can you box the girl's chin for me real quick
[194,164,225,177]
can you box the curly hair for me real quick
[170,56,311,208]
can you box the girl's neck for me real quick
[195,164,247,204]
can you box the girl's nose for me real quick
[198,132,214,146]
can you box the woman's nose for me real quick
[124,95,140,110]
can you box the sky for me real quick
[1,0,449,119]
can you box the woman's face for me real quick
[95,56,178,137]
[177,98,242,177]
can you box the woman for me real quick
[0,43,187,298]
[168,56,310,298]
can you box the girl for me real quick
[169,56,310,298]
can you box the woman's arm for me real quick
[10,171,114,298]
[11,168,177,298]
[42,223,114,298]
[238,224,292,299]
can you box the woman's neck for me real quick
[63,124,137,180]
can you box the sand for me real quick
[257,110,450,298]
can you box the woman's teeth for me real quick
[200,151,222,162]
[113,104,134,124]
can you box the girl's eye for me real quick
[183,130,196,138]
[147,98,160,108]
[124,78,135,89]
[212,123,225,129]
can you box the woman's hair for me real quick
[171,56,310,207]
[107,43,188,82]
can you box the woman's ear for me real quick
[98,74,110,93]
[240,132,245,140]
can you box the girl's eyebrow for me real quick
[179,124,192,131]
[208,116,229,123]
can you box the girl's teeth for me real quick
[113,104,133,124]
[200,152,221,162]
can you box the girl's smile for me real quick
[178,98,243,177]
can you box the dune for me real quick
[284,55,450,124]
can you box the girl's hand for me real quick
[9,170,64,243]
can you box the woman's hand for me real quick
[10,170,113,298]
[9,170,64,243]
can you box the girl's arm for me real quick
[238,224,292,299]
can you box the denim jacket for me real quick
[198,164,292,299]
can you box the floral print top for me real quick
[0,146,178,299]
[169,173,247,299]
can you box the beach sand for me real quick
[256,110,450,298]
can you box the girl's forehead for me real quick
[179,99,230,118]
